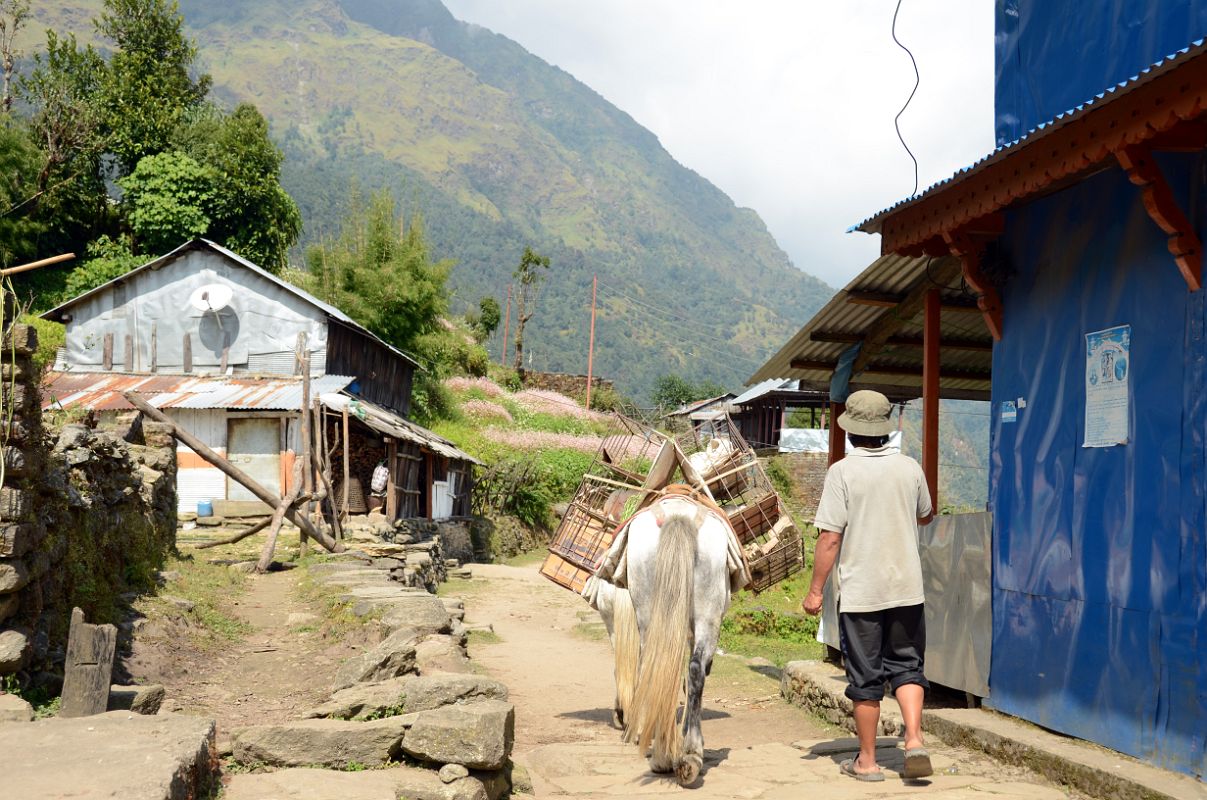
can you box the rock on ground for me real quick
[232,717,410,768]
[0,711,215,800]
[222,765,491,800]
[415,634,471,674]
[378,594,454,636]
[108,684,165,715]
[332,627,420,690]
[0,628,30,674]
[307,674,509,721]
[402,700,515,771]
[0,691,33,722]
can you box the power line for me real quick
[596,281,726,339]
[595,298,767,369]
[892,0,921,197]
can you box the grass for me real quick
[718,570,826,667]
[133,554,251,647]
[467,629,502,645]
[503,548,547,568]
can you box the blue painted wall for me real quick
[995,0,1207,144]
[987,153,1207,777]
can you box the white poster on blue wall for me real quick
[1084,324,1131,447]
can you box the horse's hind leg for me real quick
[676,635,713,784]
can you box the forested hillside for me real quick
[24,0,833,399]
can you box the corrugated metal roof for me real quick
[319,393,483,466]
[40,239,420,369]
[747,253,992,400]
[41,372,355,411]
[854,37,1207,234]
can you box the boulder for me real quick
[401,700,515,771]
[0,692,33,722]
[0,593,18,623]
[232,717,410,769]
[402,674,509,714]
[333,628,420,690]
[415,635,471,675]
[0,560,29,593]
[223,765,490,800]
[108,684,165,715]
[306,677,410,720]
[379,595,453,636]
[0,629,30,674]
[440,763,469,783]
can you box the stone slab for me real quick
[0,711,216,800]
[0,691,33,722]
[232,717,408,768]
[222,765,491,800]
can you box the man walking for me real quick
[802,390,934,781]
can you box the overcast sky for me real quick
[442,0,995,289]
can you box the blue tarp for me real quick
[987,153,1207,778]
[995,0,1207,144]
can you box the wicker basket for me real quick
[744,528,805,593]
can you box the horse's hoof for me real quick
[612,708,624,730]
[676,754,702,785]
[648,756,674,774]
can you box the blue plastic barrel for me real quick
[197,499,214,518]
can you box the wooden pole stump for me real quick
[59,608,117,718]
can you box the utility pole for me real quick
[500,285,512,367]
[586,274,597,409]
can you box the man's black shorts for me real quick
[838,603,929,701]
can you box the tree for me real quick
[512,246,549,375]
[118,151,214,253]
[0,1,29,114]
[650,373,727,410]
[62,234,143,298]
[470,296,501,343]
[96,0,210,173]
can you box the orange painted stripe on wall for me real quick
[177,450,226,469]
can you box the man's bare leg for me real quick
[895,684,925,750]
[852,700,882,773]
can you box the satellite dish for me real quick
[188,284,234,313]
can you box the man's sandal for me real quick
[839,758,885,782]
[903,748,934,779]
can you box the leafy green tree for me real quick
[119,151,213,253]
[512,246,549,374]
[0,122,46,267]
[650,373,727,410]
[61,234,144,298]
[176,104,300,272]
[470,296,501,342]
[96,0,210,173]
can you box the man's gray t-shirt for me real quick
[813,446,932,613]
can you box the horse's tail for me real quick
[612,586,639,725]
[626,513,695,760]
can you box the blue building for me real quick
[756,1,1207,779]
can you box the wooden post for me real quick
[385,437,398,520]
[923,288,941,511]
[500,285,512,367]
[150,322,158,373]
[220,331,230,373]
[122,391,341,552]
[183,333,192,373]
[341,405,350,522]
[123,334,134,372]
[257,459,305,572]
[586,273,597,409]
[298,341,312,556]
[59,608,117,718]
[311,400,342,541]
[102,333,113,370]
[827,401,845,466]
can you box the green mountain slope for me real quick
[26,0,833,399]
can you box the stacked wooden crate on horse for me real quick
[540,412,803,594]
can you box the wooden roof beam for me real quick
[790,358,991,382]
[810,331,992,352]
[848,258,965,376]
[1116,143,1202,291]
[846,290,980,312]
[944,222,1005,341]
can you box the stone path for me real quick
[455,563,1075,799]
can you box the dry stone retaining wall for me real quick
[0,323,177,679]
[521,370,614,400]
[768,451,829,520]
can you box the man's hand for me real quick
[802,588,824,616]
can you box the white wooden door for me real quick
[226,417,281,501]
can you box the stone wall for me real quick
[768,452,829,521]
[0,323,177,679]
[521,370,614,400]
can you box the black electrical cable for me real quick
[892,0,921,197]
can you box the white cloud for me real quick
[443,0,995,287]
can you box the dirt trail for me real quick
[125,569,365,733]
[454,562,1073,799]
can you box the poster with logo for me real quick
[1084,324,1130,447]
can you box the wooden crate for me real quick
[540,550,595,594]
[727,492,781,544]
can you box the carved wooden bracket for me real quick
[943,229,1004,341]
[1116,144,1202,292]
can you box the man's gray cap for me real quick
[838,390,895,437]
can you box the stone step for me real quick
[0,711,216,800]
[222,764,501,800]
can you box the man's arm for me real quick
[802,530,841,615]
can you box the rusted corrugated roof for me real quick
[747,253,992,401]
[41,372,355,411]
[319,393,482,466]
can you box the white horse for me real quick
[596,496,735,785]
